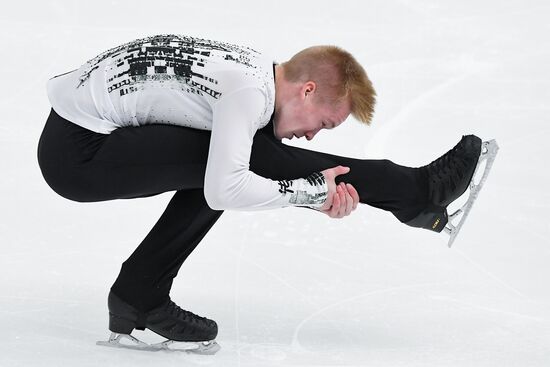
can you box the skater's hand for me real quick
[319,166,359,218]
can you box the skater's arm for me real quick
[204,86,330,211]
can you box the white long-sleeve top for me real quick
[46,34,328,211]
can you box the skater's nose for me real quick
[305,129,319,141]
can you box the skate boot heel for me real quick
[108,312,135,334]
[405,204,448,232]
[107,291,147,333]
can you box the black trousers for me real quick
[37,108,428,312]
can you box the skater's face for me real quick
[274,81,351,141]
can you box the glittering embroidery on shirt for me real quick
[77,34,260,100]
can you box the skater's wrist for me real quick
[283,172,328,209]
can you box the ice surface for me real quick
[1,0,549,366]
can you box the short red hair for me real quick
[281,45,376,125]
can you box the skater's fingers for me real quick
[334,166,350,177]
[329,188,341,218]
[331,186,345,219]
[339,183,353,217]
[336,183,348,217]
[321,166,350,181]
[346,183,359,210]
[342,183,354,216]
[337,184,347,218]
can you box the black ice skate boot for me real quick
[97,290,220,354]
[406,135,482,233]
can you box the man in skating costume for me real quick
[37,34,497,354]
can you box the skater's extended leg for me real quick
[250,123,490,234]
[250,122,429,223]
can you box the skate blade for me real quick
[96,332,221,355]
[151,339,221,354]
[444,139,499,247]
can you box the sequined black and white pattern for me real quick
[77,34,260,101]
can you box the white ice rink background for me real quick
[1,0,549,366]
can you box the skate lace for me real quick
[165,300,208,325]
[426,141,467,185]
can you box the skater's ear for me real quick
[301,81,317,100]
